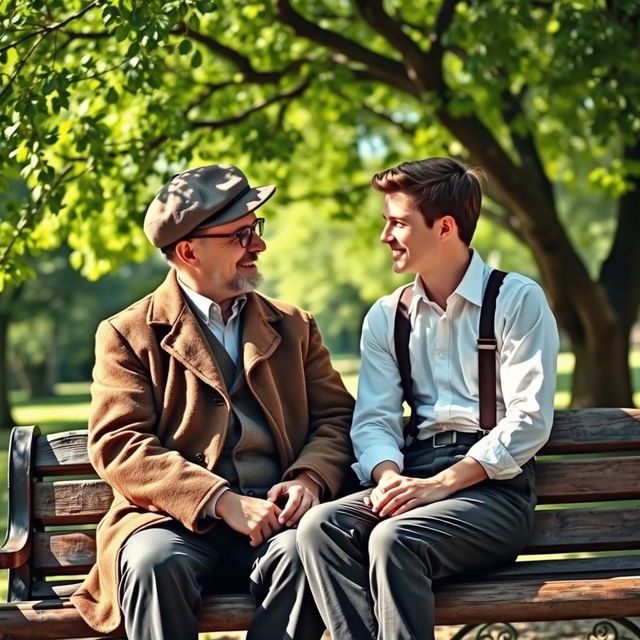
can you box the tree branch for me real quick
[175,24,311,84]
[500,86,554,201]
[0,0,104,55]
[273,0,417,96]
[190,79,310,130]
[481,205,526,244]
[353,0,435,92]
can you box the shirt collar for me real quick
[454,248,488,307]
[177,276,247,324]
[408,248,488,317]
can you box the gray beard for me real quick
[228,270,263,293]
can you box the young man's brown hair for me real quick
[371,157,483,245]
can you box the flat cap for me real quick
[144,164,276,248]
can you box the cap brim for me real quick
[198,184,276,229]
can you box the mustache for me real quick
[241,252,260,261]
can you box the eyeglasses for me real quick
[187,217,265,248]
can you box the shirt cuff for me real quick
[200,485,230,519]
[466,438,521,480]
[353,445,405,486]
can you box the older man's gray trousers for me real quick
[118,522,324,640]
[297,444,536,640]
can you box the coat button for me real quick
[195,452,206,465]
[247,490,256,497]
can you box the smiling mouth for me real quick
[238,252,259,268]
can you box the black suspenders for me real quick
[394,270,507,441]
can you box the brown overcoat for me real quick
[71,270,355,633]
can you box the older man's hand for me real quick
[216,492,283,547]
[267,473,321,528]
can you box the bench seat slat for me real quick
[31,555,640,599]
[2,576,640,638]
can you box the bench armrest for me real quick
[0,426,39,570]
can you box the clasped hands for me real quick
[216,472,321,547]
[365,468,452,518]
[366,457,488,518]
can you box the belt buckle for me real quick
[433,431,456,448]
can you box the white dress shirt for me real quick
[177,278,246,363]
[351,249,559,484]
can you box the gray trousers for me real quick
[297,442,536,640]
[118,521,324,640]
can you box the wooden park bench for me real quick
[1,408,640,639]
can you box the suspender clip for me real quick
[477,338,497,351]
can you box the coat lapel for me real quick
[147,270,227,395]
[241,294,293,462]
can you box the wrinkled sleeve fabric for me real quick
[466,281,559,480]
[351,298,406,485]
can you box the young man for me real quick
[297,157,559,640]
[71,164,354,640]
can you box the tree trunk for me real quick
[570,323,633,408]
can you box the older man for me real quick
[71,164,354,640]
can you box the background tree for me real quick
[1,0,639,407]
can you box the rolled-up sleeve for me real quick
[351,300,407,485]
[467,282,559,479]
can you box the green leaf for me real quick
[191,49,203,68]
[105,87,119,104]
[178,38,192,55]
[115,24,129,42]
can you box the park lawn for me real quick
[1,354,638,606]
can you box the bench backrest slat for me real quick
[35,432,93,476]
[542,408,640,453]
[527,507,640,553]
[33,480,113,526]
[27,507,640,575]
[32,531,96,575]
[535,456,640,503]
[30,409,640,478]
[28,456,640,527]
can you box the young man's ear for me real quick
[439,215,457,239]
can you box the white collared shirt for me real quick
[177,278,246,363]
[351,249,559,484]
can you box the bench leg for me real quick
[588,618,640,639]
[449,622,518,639]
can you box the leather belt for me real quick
[421,431,483,449]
